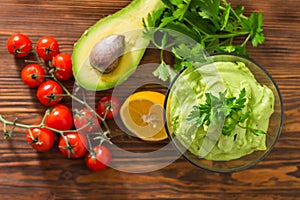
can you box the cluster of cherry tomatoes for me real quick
[6,33,120,171]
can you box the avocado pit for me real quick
[89,34,125,73]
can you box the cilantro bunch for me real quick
[143,0,265,81]
[187,88,266,139]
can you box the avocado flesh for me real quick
[72,0,164,91]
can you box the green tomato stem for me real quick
[0,48,113,146]
[86,134,93,151]
[50,73,111,136]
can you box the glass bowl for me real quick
[164,53,284,172]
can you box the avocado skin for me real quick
[72,0,164,91]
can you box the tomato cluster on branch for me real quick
[4,33,120,171]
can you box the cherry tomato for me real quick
[50,53,73,81]
[21,64,45,88]
[85,145,111,171]
[26,127,55,152]
[36,80,63,106]
[74,107,100,133]
[7,33,32,58]
[44,104,73,131]
[36,36,59,61]
[58,132,87,159]
[97,95,120,119]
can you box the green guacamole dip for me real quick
[168,60,274,161]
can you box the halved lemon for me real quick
[120,91,168,141]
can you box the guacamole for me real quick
[168,60,274,161]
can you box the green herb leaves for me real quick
[242,12,265,47]
[143,0,265,82]
[187,88,266,138]
[145,0,265,55]
[153,61,177,81]
[187,93,212,128]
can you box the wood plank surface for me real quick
[0,0,300,199]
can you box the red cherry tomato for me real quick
[50,53,73,81]
[85,145,111,171]
[58,132,87,159]
[44,104,73,131]
[7,33,32,58]
[36,36,59,61]
[21,64,45,88]
[97,95,120,119]
[74,107,100,133]
[36,80,63,106]
[26,127,55,152]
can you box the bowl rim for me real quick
[163,52,284,173]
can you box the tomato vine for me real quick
[2,33,118,171]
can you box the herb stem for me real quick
[160,48,165,64]
[241,34,251,47]
[203,31,250,40]
[184,18,209,36]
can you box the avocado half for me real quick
[72,0,164,91]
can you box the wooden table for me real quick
[0,0,299,199]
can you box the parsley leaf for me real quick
[173,1,190,21]
[143,0,265,82]
[142,7,165,40]
[153,61,177,82]
[241,12,265,47]
[196,0,220,28]
[172,43,207,63]
[187,88,266,138]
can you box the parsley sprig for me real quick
[143,0,265,82]
[187,88,266,139]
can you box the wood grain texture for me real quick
[0,0,300,199]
